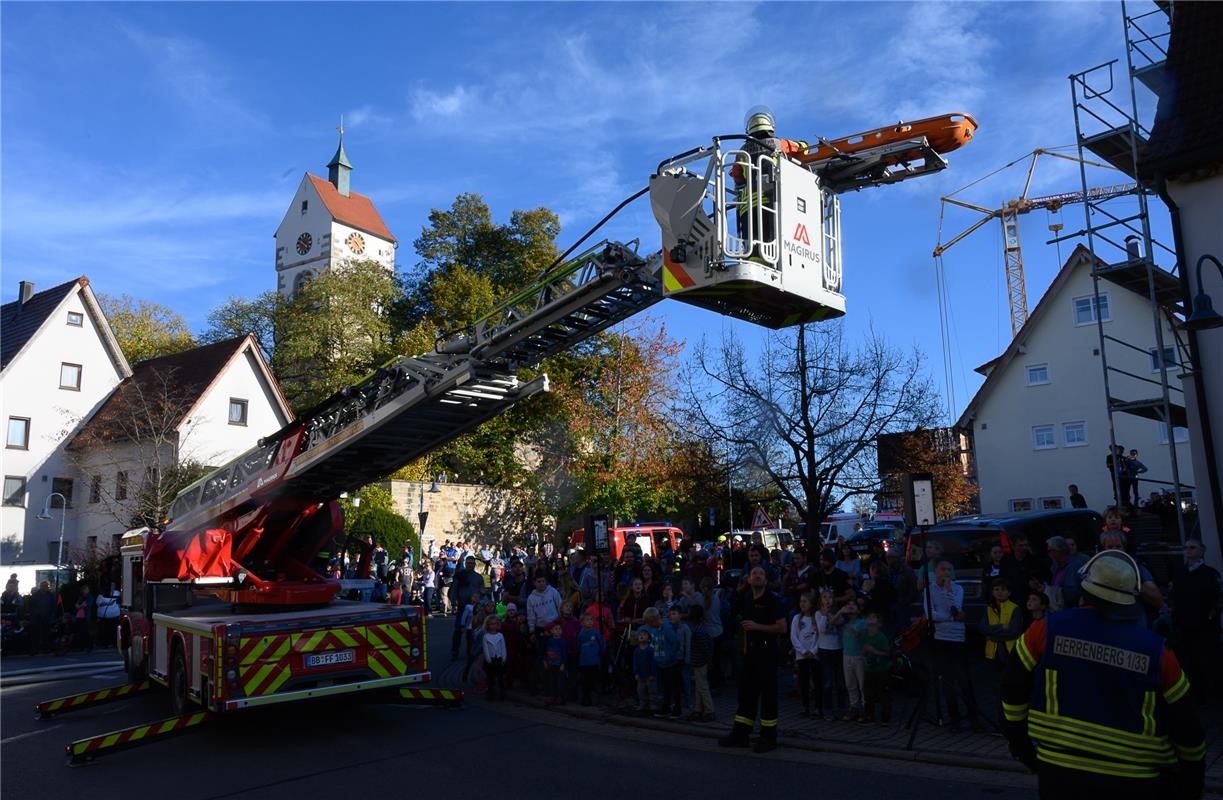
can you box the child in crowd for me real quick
[577,613,605,706]
[460,593,481,682]
[677,578,699,617]
[544,622,567,705]
[979,579,1021,669]
[815,591,846,720]
[687,604,715,722]
[1025,590,1050,629]
[655,583,678,616]
[560,602,581,698]
[861,613,892,724]
[633,628,658,715]
[655,606,684,718]
[482,614,507,700]
[839,600,865,721]
[790,592,821,718]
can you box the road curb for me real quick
[1,661,122,678]
[501,694,1223,794]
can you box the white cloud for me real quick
[410,85,474,120]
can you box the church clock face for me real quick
[296,232,313,255]
[346,232,366,255]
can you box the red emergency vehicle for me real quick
[570,524,684,560]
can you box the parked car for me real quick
[844,527,904,559]
[904,509,1104,622]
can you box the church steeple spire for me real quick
[327,118,352,197]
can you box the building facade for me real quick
[273,135,396,298]
[1,278,132,563]
[958,245,1195,515]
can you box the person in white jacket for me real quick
[526,573,562,635]
[790,592,821,717]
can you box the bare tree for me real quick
[63,365,209,536]
[684,322,939,547]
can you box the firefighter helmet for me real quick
[744,105,776,136]
[1078,550,1140,606]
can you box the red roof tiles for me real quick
[307,174,396,243]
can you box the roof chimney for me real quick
[18,281,34,307]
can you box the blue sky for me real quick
[1,1,1163,422]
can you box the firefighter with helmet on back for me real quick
[1000,549,1206,799]
[732,106,808,260]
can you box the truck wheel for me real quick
[169,646,190,717]
[122,630,146,681]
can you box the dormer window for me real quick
[301,200,308,215]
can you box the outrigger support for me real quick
[393,687,463,708]
[36,680,152,720]
[66,711,213,766]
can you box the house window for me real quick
[1010,498,1034,512]
[67,311,84,327]
[3,476,26,507]
[116,471,128,501]
[1149,346,1178,372]
[301,200,308,214]
[59,362,82,390]
[1157,422,1190,444]
[1063,421,1088,447]
[1073,293,1110,326]
[1032,425,1057,450]
[228,398,249,426]
[1026,364,1050,385]
[1040,496,1065,510]
[6,417,30,449]
[89,474,102,504]
[51,477,74,509]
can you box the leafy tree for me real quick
[877,428,977,521]
[98,293,197,364]
[200,291,278,357]
[686,322,940,549]
[272,259,402,410]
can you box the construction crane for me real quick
[933,148,1136,335]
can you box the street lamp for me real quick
[418,477,442,540]
[1186,254,1223,331]
[36,492,67,589]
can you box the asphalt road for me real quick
[1,667,1038,799]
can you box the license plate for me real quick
[305,650,355,668]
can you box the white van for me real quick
[817,514,867,545]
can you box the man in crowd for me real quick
[449,556,485,659]
[780,549,813,615]
[814,549,854,607]
[1042,536,1086,611]
[719,565,786,753]
[1068,484,1088,509]
[1171,539,1220,704]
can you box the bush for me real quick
[349,506,418,559]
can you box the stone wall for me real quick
[380,479,553,552]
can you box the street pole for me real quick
[37,492,68,590]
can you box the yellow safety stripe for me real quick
[1175,742,1207,761]
[1035,745,1160,779]
[1141,691,1156,737]
[1002,701,1029,722]
[1028,709,1171,752]
[733,715,754,726]
[1029,722,1175,766]
[760,718,778,728]
[1016,637,1036,671]
[1164,673,1190,704]
[1044,669,1058,717]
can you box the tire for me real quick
[169,645,190,717]
[121,629,146,681]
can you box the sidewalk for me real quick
[0,649,120,677]
[423,612,1223,793]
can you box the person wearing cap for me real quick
[1000,550,1206,799]
[731,106,808,259]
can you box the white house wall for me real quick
[275,177,334,298]
[972,263,1195,514]
[1,288,126,562]
[184,346,290,466]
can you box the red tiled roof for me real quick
[69,336,251,449]
[307,174,396,243]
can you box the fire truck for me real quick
[36,107,975,763]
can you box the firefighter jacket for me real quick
[1000,606,1206,785]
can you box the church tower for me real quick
[274,128,397,298]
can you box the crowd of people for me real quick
[0,575,120,654]
[392,515,1218,755]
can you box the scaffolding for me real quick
[1067,0,1188,539]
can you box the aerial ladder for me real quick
[37,107,976,763]
[933,148,1136,335]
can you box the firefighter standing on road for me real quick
[1001,550,1206,799]
[719,564,787,753]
